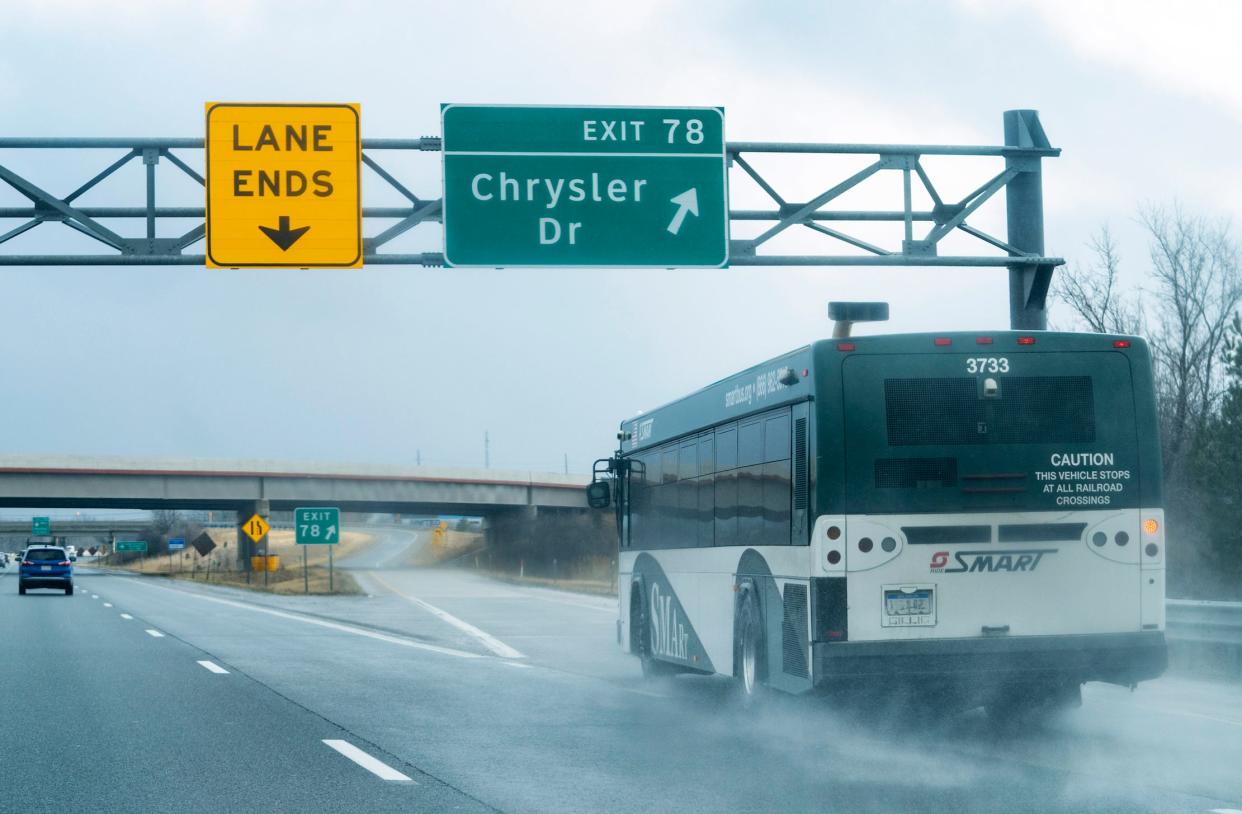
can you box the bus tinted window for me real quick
[698,432,714,475]
[716,425,737,470]
[662,446,678,484]
[739,420,763,466]
[765,413,790,462]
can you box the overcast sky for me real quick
[1,0,1239,474]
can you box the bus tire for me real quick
[632,583,676,680]
[734,587,767,706]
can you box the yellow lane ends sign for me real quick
[242,514,271,543]
[205,103,362,268]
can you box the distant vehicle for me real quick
[19,545,74,596]
[65,544,78,561]
[594,321,1166,716]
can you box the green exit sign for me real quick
[295,507,340,545]
[32,516,50,535]
[442,105,729,268]
[116,541,147,553]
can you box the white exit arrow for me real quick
[666,188,699,236]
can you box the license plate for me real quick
[882,584,936,627]
[40,565,51,572]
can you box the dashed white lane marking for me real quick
[128,578,480,659]
[1209,809,1242,813]
[91,594,99,599]
[144,629,165,638]
[501,661,532,669]
[369,572,525,660]
[103,602,112,607]
[120,614,133,620]
[196,660,229,674]
[322,740,414,782]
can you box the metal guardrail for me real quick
[1166,599,1242,645]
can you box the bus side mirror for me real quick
[586,481,611,509]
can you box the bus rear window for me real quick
[884,375,1095,446]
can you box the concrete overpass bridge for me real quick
[0,456,588,514]
[0,456,590,565]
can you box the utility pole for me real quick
[484,431,490,469]
[564,453,569,475]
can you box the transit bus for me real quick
[591,313,1167,712]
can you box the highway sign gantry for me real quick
[441,105,729,268]
[242,514,270,543]
[32,516,50,535]
[295,507,340,544]
[205,103,362,268]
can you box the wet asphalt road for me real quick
[2,533,1240,814]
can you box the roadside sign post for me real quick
[294,507,340,594]
[242,513,271,587]
[205,103,363,269]
[441,105,729,268]
[168,537,185,577]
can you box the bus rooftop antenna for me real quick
[828,301,889,338]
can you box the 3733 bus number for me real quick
[966,357,1009,373]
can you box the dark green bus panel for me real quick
[811,332,1162,517]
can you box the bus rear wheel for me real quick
[633,586,676,680]
[735,590,766,706]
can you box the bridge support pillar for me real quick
[237,499,270,571]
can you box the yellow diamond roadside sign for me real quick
[205,103,362,268]
[242,513,270,543]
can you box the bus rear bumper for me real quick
[812,631,1167,688]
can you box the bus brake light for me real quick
[975,337,993,345]
[836,343,855,352]
[933,337,952,346]
[1113,340,1131,348]
[1017,336,1036,345]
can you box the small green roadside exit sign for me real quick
[295,507,340,545]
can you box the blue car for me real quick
[19,546,74,596]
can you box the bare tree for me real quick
[1141,205,1242,477]
[1053,226,1145,335]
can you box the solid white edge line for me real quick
[120,614,133,620]
[370,573,525,659]
[125,578,481,660]
[196,660,229,674]
[144,629,165,638]
[322,740,414,782]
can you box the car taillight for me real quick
[58,560,71,567]
[22,561,32,567]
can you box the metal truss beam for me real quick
[0,116,1063,288]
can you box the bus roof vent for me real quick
[828,301,889,338]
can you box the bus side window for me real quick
[738,419,764,546]
[764,412,792,546]
[715,425,738,546]
[698,432,715,548]
[680,439,698,547]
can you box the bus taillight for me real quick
[933,337,952,346]
[1017,336,1036,345]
